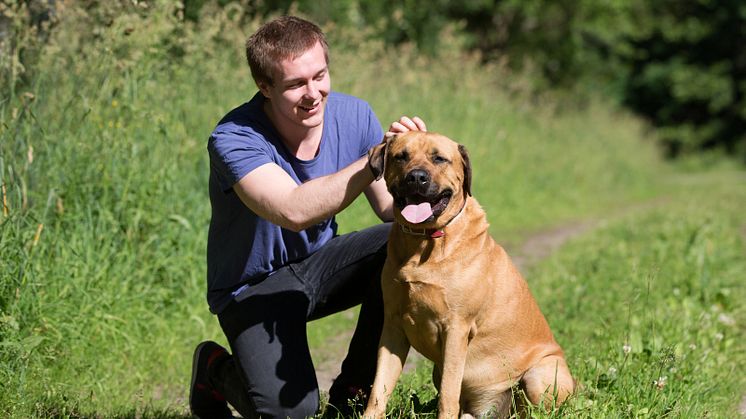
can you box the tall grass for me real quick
[523,173,746,418]
[0,3,680,417]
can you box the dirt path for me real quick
[310,217,597,393]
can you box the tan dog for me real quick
[363,131,574,418]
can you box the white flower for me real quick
[654,376,668,390]
[623,344,632,355]
[714,332,724,341]
[689,343,697,351]
[717,313,735,326]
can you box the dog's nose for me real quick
[405,169,430,188]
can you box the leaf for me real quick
[168,214,192,230]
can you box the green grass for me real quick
[1,3,743,418]
[522,173,746,418]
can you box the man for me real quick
[189,16,426,418]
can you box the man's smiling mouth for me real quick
[299,102,321,113]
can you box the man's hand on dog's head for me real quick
[370,116,427,181]
[385,116,427,138]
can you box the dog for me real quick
[362,131,574,418]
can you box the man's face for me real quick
[259,41,330,132]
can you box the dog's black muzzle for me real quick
[404,169,432,195]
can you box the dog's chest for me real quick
[389,270,452,358]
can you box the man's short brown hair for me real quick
[246,16,329,87]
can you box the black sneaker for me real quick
[189,341,234,419]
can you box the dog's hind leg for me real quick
[520,355,574,410]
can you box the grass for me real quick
[1,3,743,418]
[522,172,746,417]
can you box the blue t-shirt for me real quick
[206,91,384,314]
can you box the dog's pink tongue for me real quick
[401,202,433,224]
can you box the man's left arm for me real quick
[364,179,394,221]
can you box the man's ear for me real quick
[367,136,392,181]
[458,144,472,197]
[257,80,271,99]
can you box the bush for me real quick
[612,0,745,159]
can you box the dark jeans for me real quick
[209,223,390,418]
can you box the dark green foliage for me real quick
[430,0,746,160]
[6,0,745,159]
[613,0,745,159]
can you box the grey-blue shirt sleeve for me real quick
[208,127,274,192]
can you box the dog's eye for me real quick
[432,155,449,164]
[394,152,409,163]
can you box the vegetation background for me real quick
[1,0,744,418]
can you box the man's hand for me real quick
[385,116,427,137]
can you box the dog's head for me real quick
[369,131,472,228]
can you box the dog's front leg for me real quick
[363,321,410,419]
[437,321,471,419]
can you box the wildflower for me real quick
[714,332,724,342]
[717,313,735,326]
[689,344,697,351]
[623,344,632,355]
[654,376,667,390]
[112,99,119,108]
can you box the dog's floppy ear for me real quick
[458,144,472,197]
[367,136,391,181]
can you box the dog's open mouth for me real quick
[396,190,452,224]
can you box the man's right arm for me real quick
[229,115,427,232]
[232,157,374,232]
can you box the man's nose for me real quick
[304,81,322,99]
